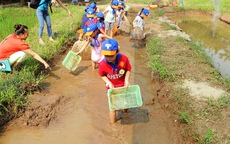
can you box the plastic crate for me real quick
[62,51,82,71]
[108,85,142,110]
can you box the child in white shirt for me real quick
[130,8,149,47]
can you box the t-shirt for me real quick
[37,0,51,11]
[97,21,105,32]
[104,6,116,22]
[98,54,132,88]
[81,13,89,29]
[133,15,145,30]
[0,34,30,60]
[84,18,99,33]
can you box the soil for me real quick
[1,3,230,144]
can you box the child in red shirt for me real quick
[98,39,131,124]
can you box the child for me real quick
[103,0,118,38]
[89,1,99,13]
[96,12,106,35]
[84,0,90,6]
[77,7,95,40]
[98,39,132,124]
[115,1,127,29]
[130,8,149,47]
[77,24,111,70]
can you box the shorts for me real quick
[105,21,114,31]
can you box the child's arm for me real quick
[124,70,131,87]
[102,76,114,89]
[99,34,112,39]
[76,38,90,55]
[121,11,128,21]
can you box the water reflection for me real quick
[166,13,230,78]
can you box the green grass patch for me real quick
[0,5,84,116]
[161,22,178,30]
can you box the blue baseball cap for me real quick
[96,12,104,18]
[111,0,118,9]
[89,2,97,9]
[141,8,149,18]
[101,39,119,55]
[86,7,95,18]
[118,1,124,7]
[112,0,118,5]
[84,23,98,36]
[84,0,90,2]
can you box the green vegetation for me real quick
[126,0,230,15]
[183,0,230,14]
[161,22,178,30]
[0,5,84,115]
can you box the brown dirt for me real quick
[1,4,230,144]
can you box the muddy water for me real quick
[166,13,230,78]
[0,35,177,144]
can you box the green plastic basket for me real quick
[108,85,142,110]
[62,51,82,71]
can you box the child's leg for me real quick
[91,61,96,70]
[109,110,116,124]
[122,109,128,113]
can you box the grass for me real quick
[146,27,230,143]
[161,22,178,30]
[0,4,84,116]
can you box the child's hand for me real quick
[124,81,130,88]
[106,82,114,89]
[51,0,56,4]
[75,52,80,55]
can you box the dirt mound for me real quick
[220,14,230,24]
[7,94,71,127]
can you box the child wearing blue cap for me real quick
[130,8,149,47]
[77,24,111,70]
[77,7,96,40]
[103,0,118,38]
[98,39,132,124]
[96,12,106,35]
[115,1,127,29]
[89,2,99,13]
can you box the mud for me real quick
[0,8,184,142]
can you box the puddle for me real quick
[166,12,230,78]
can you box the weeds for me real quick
[161,22,178,30]
[146,37,175,81]
[178,111,190,124]
[200,128,214,144]
[0,6,84,116]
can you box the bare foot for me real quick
[49,38,56,42]
[39,39,45,45]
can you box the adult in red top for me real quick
[98,39,131,124]
[0,24,51,70]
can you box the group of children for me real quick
[75,0,150,124]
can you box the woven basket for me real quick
[71,40,91,60]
